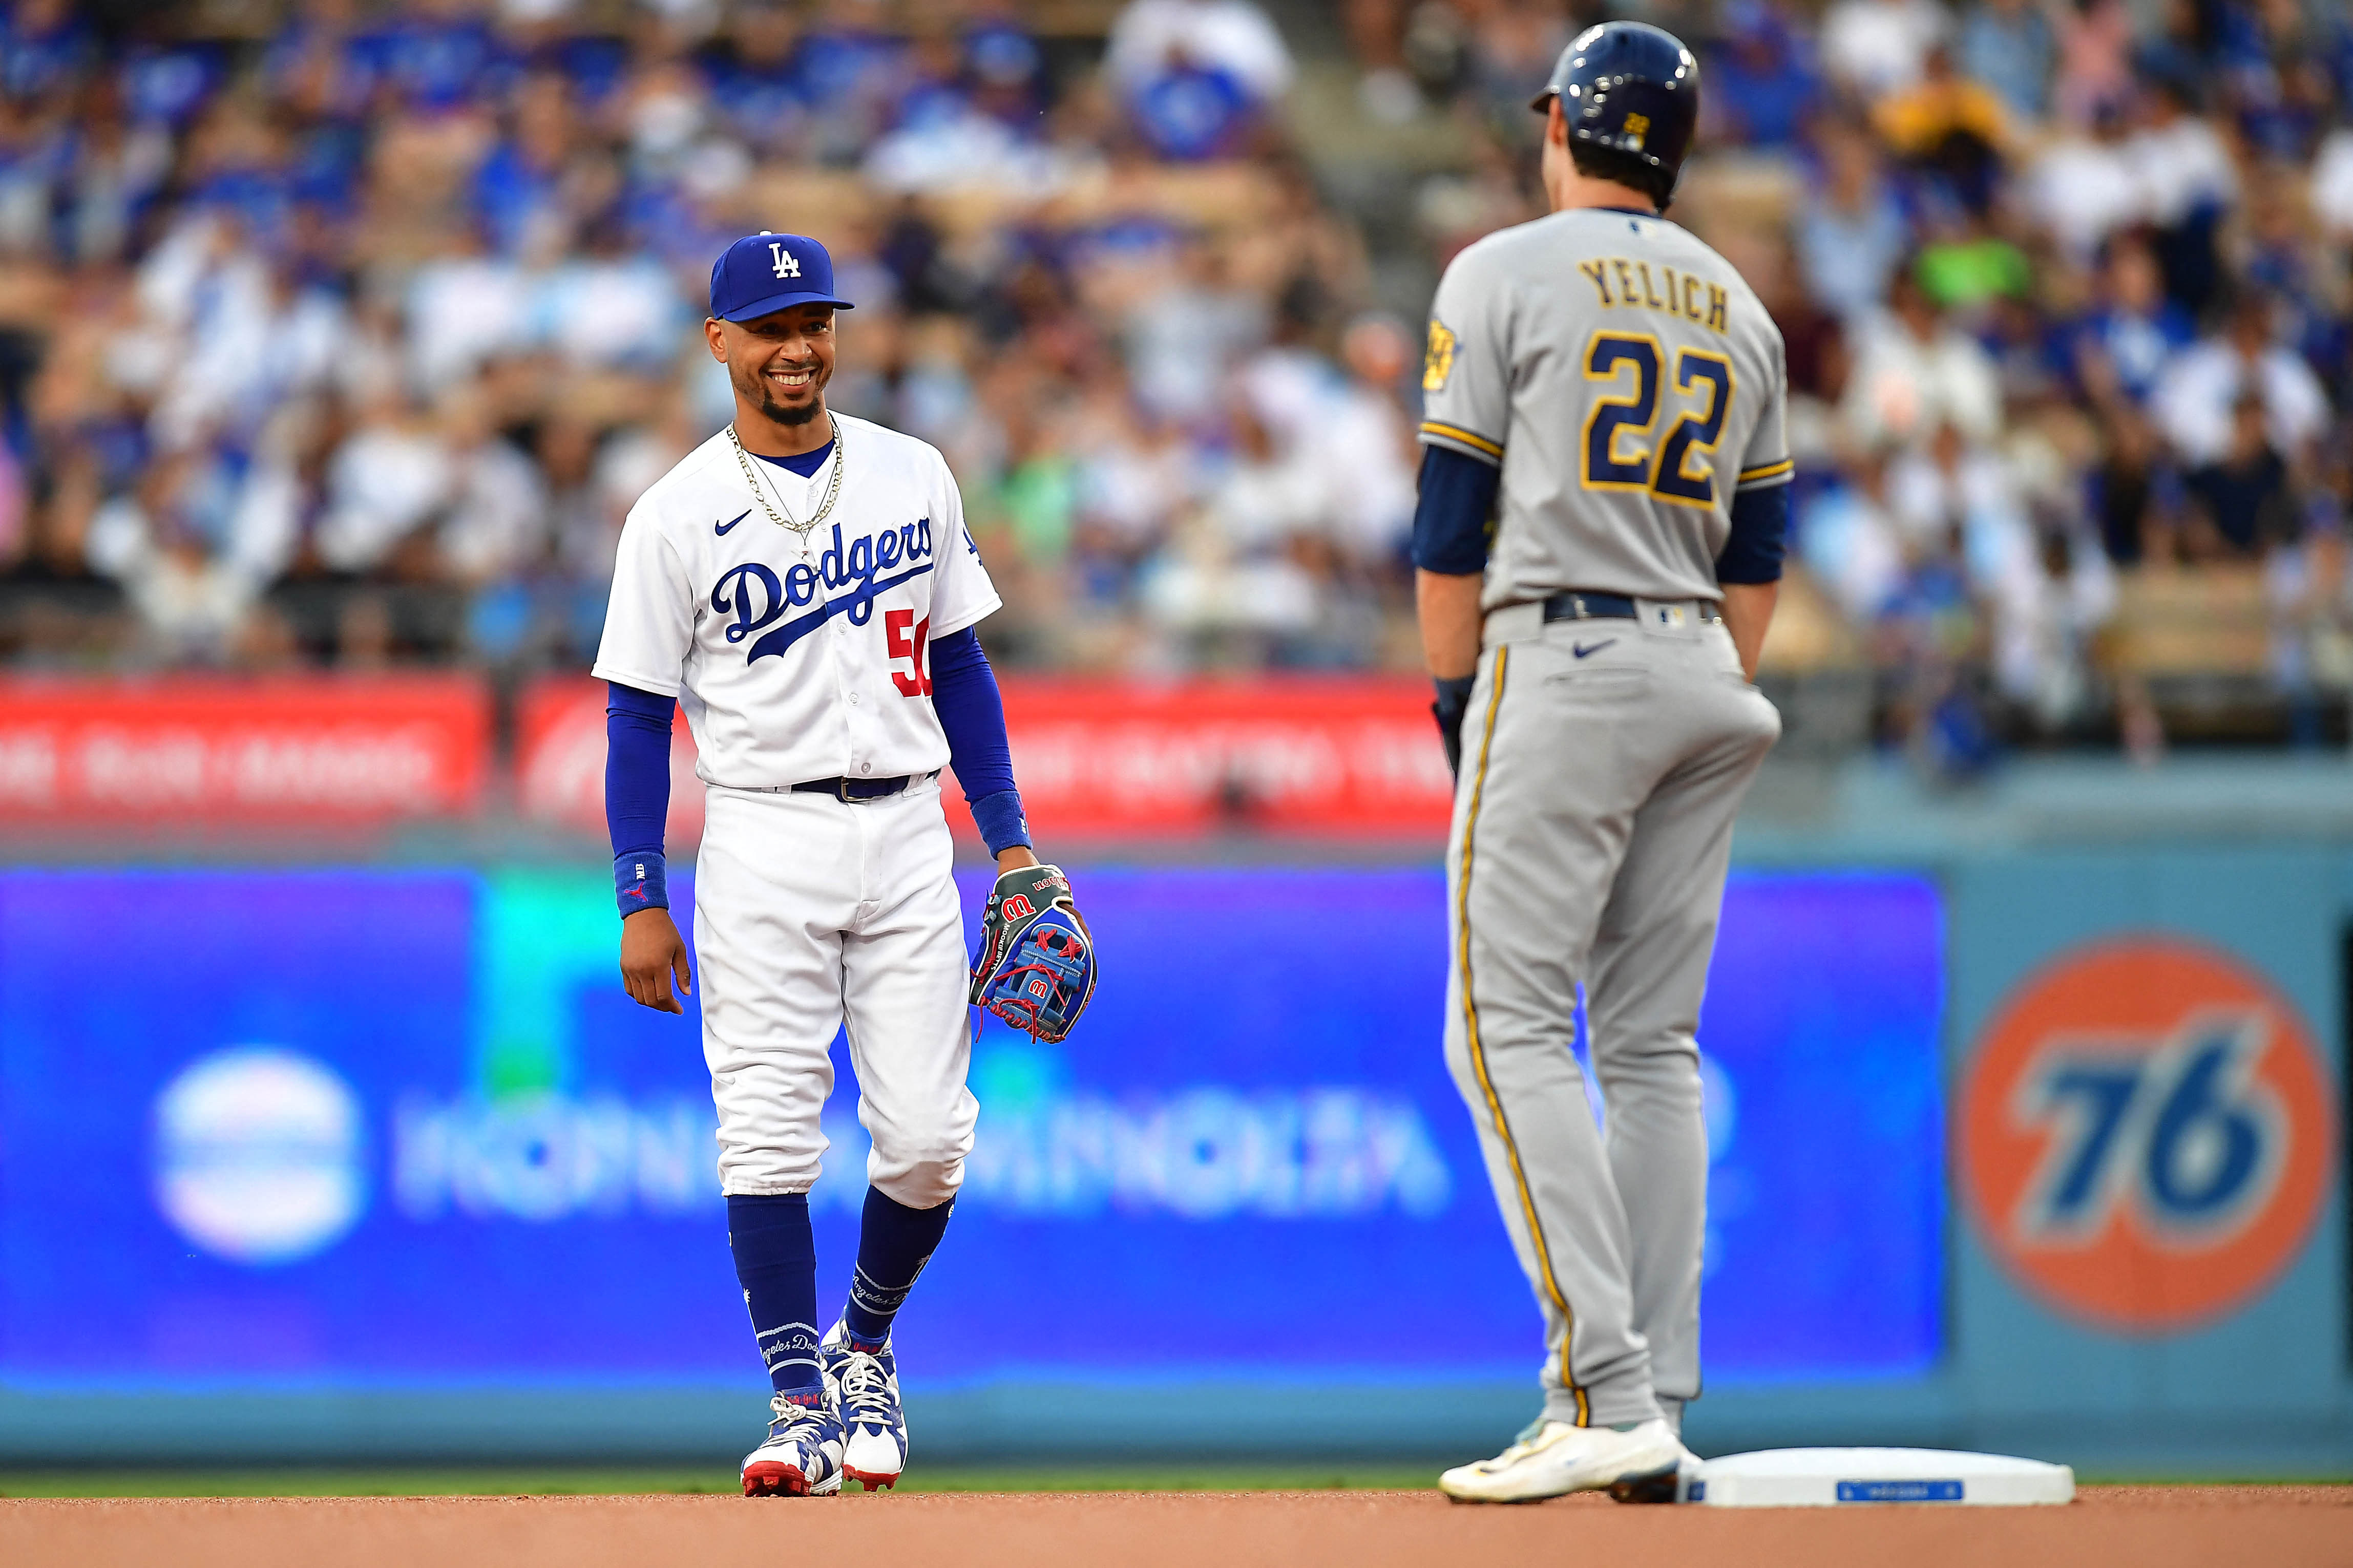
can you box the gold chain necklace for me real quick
[729,419,845,537]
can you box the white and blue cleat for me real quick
[741,1391,845,1498]
[822,1321,910,1491]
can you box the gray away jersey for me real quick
[1420,207,1793,609]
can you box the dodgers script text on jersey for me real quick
[714,516,950,662]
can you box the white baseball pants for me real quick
[692,776,977,1207]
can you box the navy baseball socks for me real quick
[728,1193,823,1396]
[844,1186,954,1347]
[728,1189,952,1493]
[728,1194,844,1497]
[820,1188,953,1491]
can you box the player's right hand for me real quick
[621,907,694,1014]
[1431,674,1476,778]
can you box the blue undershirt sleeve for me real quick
[606,681,676,916]
[1716,482,1792,585]
[1411,443,1499,575]
[927,626,1032,856]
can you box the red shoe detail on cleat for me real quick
[742,1463,810,1497]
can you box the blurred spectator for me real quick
[2087,408,2172,565]
[2070,230,2193,410]
[1704,2,1822,151]
[408,233,529,393]
[1315,314,1417,564]
[316,394,452,575]
[2313,121,2353,240]
[1841,268,2003,449]
[2153,292,2329,467]
[1123,237,1266,425]
[2052,0,2136,126]
[1796,122,1910,319]
[1107,0,1294,103]
[1141,401,1319,658]
[1799,451,1906,620]
[2182,393,2300,558]
[1820,0,1951,100]
[1957,0,2054,122]
[2127,73,2236,314]
[2023,100,2141,262]
[1871,41,2012,211]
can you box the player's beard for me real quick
[738,359,828,427]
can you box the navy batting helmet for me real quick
[1530,22,1700,193]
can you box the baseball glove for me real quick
[969,864,1096,1044]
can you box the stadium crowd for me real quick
[0,0,2348,758]
[1354,0,2353,757]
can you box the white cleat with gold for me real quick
[1439,1417,1683,1503]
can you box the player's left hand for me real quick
[621,907,694,1014]
[970,858,1096,1043]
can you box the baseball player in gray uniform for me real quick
[1412,23,1791,1502]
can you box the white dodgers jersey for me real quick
[593,413,1002,788]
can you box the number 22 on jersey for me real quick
[1581,331,1733,508]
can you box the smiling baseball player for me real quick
[595,232,1091,1497]
[1414,25,1790,1502]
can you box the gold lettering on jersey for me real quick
[1424,317,1457,391]
[1581,256,1730,335]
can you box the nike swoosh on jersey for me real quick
[715,508,751,535]
[1572,640,1616,659]
[744,560,936,664]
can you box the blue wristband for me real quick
[616,851,669,917]
[968,788,1033,857]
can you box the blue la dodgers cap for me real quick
[708,231,855,322]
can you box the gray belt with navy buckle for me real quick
[1542,590,1721,625]
[789,770,938,802]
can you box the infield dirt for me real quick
[3,1484,2349,1568]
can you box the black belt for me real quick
[1541,590,1720,624]
[791,771,934,802]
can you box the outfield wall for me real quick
[0,846,2344,1474]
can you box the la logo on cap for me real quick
[769,242,800,280]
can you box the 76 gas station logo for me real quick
[2008,1012,2287,1249]
[1961,939,2334,1333]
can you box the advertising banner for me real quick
[514,677,706,844]
[1959,937,2336,1334]
[1942,849,2348,1434]
[0,675,490,823]
[0,867,1941,1391]
[513,674,1455,841]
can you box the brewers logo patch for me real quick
[1959,936,2335,1333]
[1424,319,1457,392]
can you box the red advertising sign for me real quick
[514,674,1454,841]
[0,675,490,821]
[988,677,1455,836]
[515,679,705,843]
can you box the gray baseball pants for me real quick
[1444,599,1779,1432]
